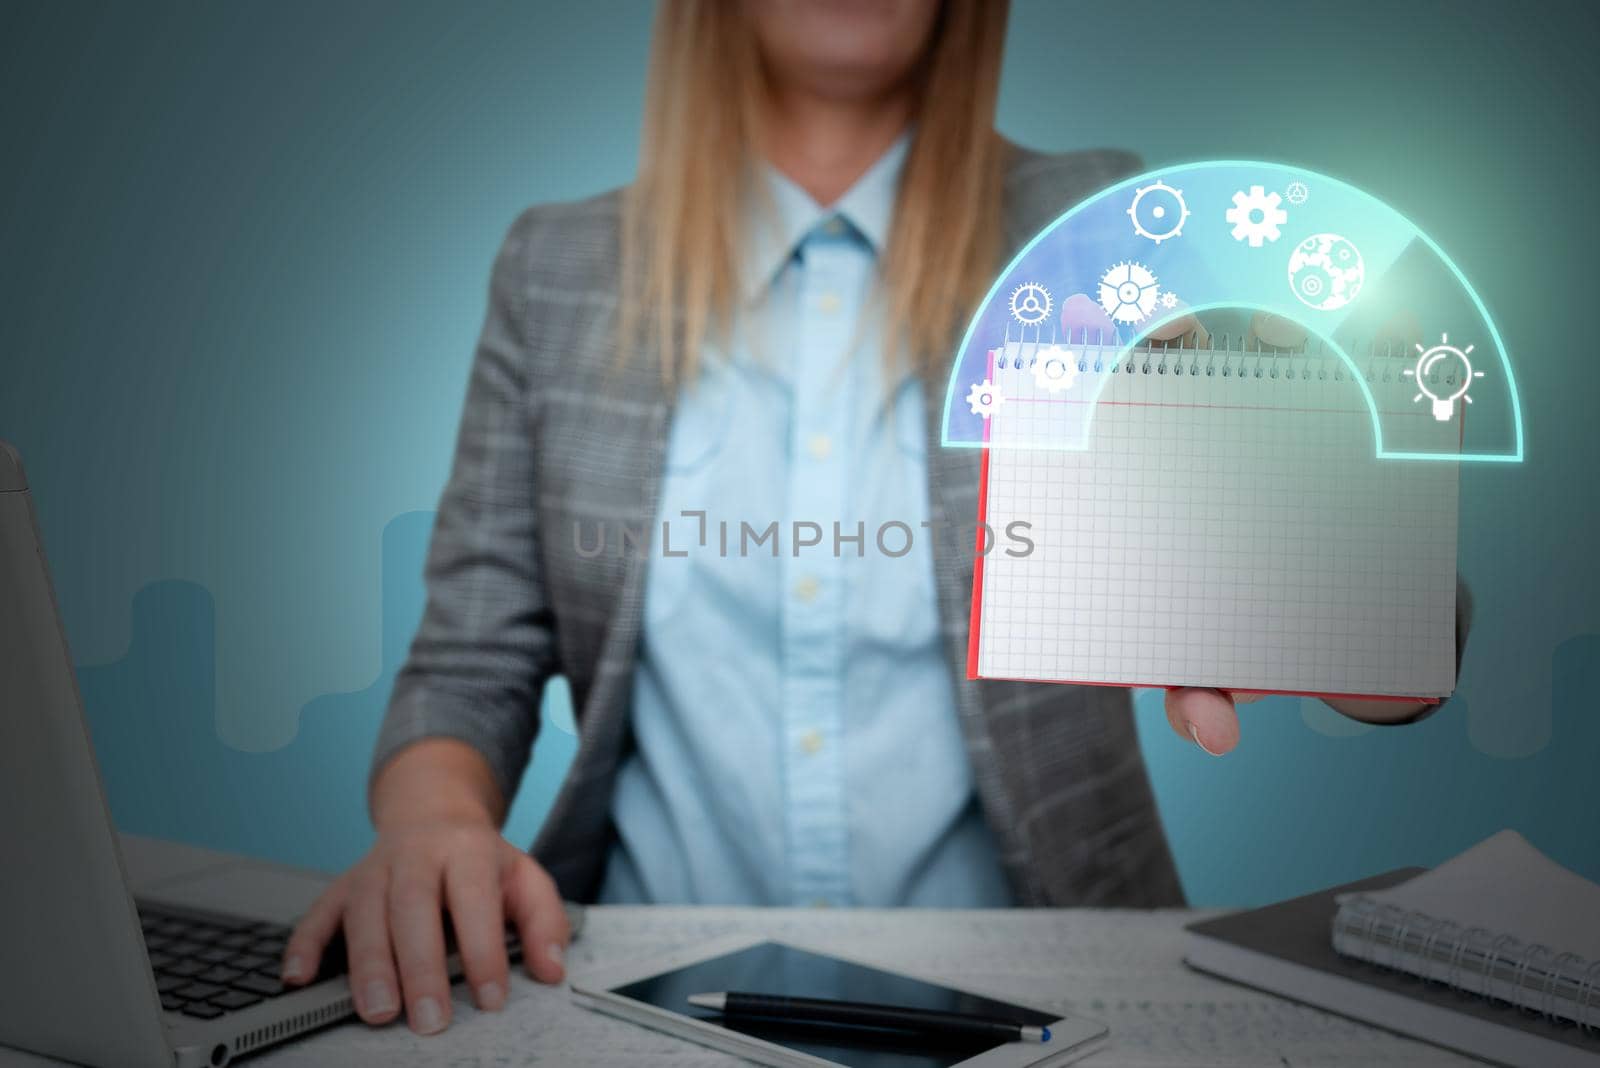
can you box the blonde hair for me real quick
[621,0,1010,383]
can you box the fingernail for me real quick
[282,956,305,981]
[411,996,445,1035]
[476,981,505,1011]
[362,979,397,1016]
[547,942,565,967]
[1188,722,1223,757]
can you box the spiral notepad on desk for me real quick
[1184,831,1600,1067]
[968,337,1462,699]
[1333,831,1600,1029]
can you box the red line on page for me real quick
[970,671,1440,702]
[967,350,996,680]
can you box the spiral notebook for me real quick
[1186,831,1600,1067]
[1333,831,1600,1029]
[968,339,1461,699]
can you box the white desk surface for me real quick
[10,906,1477,1068]
[269,906,1474,1067]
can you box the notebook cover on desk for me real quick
[1185,870,1600,1064]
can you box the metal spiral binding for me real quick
[1487,933,1520,1004]
[1420,917,1460,987]
[1580,957,1600,1032]
[1543,951,1575,1020]
[1333,900,1597,1025]
[994,334,1424,384]
[1352,895,1384,959]
[1447,927,1492,993]
[1512,942,1551,1016]
[1392,908,1437,974]
[1377,905,1410,971]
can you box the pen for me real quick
[686,991,1051,1044]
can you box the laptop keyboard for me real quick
[139,904,347,1020]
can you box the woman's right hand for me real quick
[280,741,572,1036]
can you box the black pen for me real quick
[687,991,1051,1044]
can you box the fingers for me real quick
[1164,687,1242,756]
[1244,308,1424,357]
[283,877,347,985]
[502,846,571,986]
[1245,311,1307,351]
[1059,290,1210,350]
[1057,293,1117,345]
[388,859,452,1035]
[343,868,402,1026]
[283,828,559,1038]
[445,847,510,1012]
[1375,309,1423,350]
[1140,309,1210,350]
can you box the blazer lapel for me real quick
[531,325,675,896]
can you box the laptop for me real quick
[0,441,568,1067]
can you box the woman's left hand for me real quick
[1149,306,1437,754]
[1165,688,1434,755]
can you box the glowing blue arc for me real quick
[940,159,1523,463]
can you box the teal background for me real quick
[2,1,1596,904]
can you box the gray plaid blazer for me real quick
[374,144,1188,907]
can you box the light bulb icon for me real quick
[1404,333,1484,421]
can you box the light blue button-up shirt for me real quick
[598,138,1013,908]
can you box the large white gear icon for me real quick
[1008,282,1053,326]
[1030,344,1080,394]
[1127,180,1190,244]
[966,378,1004,418]
[1226,185,1288,247]
[1286,233,1365,311]
[1097,261,1159,324]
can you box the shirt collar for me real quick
[740,132,909,303]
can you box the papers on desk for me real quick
[1186,831,1600,1068]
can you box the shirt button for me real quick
[810,897,833,909]
[822,216,846,237]
[816,292,842,314]
[799,729,824,756]
[794,576,820,603]
[806,434,832,460]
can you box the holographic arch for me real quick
[941,160,1523,463]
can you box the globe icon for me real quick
[1287,233,1365,311]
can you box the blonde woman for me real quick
[284,0,1453,1037]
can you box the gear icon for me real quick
[1030,344,1080,394]
[1284,180,1309,205]
[1226,185,1288,247]
[1286,233,1365,311]
[966,378,1004,418]
[1127,180,1190,244]
[1097,261,1159,324]
[1159,291,1179,309]
[1008,282,1053,326]
[1292,266,1333,302]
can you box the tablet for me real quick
[570,934,1108,1068]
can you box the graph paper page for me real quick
[974,344,1459,697]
